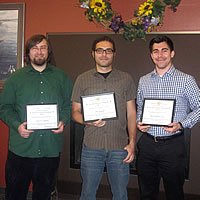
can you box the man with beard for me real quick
[0,34,72,200]
[72,36,137,200]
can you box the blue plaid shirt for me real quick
[137,66,200,136]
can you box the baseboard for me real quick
[1,183,200,200]
[0,188,32,199]
[56,181,200,200]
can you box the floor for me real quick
[57,194,109,200]
[0,189,200,200]
[52,193,110,200]
[0,191,109,200]
[1,193,200,200]
[0,195,108,200]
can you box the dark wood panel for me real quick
[47,32,200,179]
[47,33,200,86]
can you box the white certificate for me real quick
[141,98,175,126]
[81,92,117,122]
[26,104,59,130]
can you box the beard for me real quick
[31,57,47,66]
[95,57,113,68]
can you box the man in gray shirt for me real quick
[72,35,137,200]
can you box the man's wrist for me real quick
[128,138,135,145]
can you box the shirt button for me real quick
[40,135,43,137]
[40,81,43,84]
[41,91,43,94]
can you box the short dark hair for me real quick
[149,35,174,52]
[25,34,52,64]
[92,35,116,52]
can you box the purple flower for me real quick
[142,16,151,31]
[109,15,124,33]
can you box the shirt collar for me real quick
[93,68,114,77]
[26,64,53,73]
[151,65,176,78]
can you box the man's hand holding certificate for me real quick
[81,92,118,122]
[141,98,175,126]
[26,104,59,130]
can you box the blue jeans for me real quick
[80,145,129,200]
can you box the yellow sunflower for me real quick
[137,0,154,17]
[90,0,107,15]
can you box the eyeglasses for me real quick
[31,45,48,52]
[95,48,114,54]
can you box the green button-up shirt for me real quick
[0,64,72,158]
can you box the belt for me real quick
[146,132,183,142]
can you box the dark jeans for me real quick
[5,151,60,200]
[137,133,186,200]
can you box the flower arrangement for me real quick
[79,0,181,41]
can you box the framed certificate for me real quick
[141,98,175,126]
[26,104,59,130]
[81,92,118,122]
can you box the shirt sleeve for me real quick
[0,77,21,131]
[125,74,136,101]
[71,75,83,103]
[181,76,200,128]
[136,78,143,122]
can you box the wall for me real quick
[1,0,200,39]
[0,0,200,196]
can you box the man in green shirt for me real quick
[0,34,72,200]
